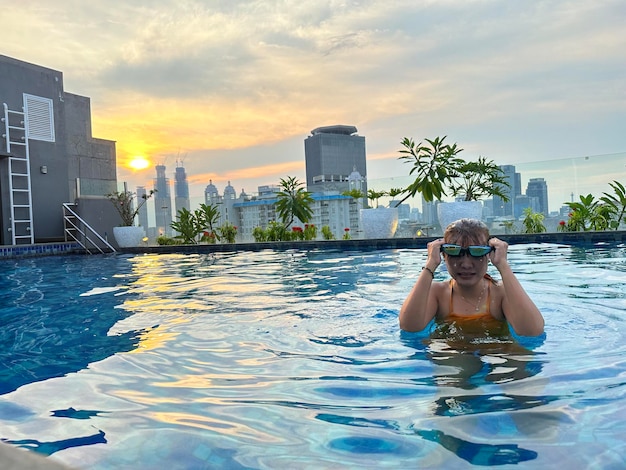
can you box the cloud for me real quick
[2,0,624,208]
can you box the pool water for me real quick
[1,244,625,469]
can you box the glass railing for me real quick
[94,151,625,238]
[364,151,626,236]
[75,178,117,199]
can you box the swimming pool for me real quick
[1,243,625,469]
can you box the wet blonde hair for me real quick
[444,218,490,246]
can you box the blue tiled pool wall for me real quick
[0,242,81,259]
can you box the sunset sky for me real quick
[3,0,625,208]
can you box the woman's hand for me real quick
[426,238,445,270]
[488,237,509,270]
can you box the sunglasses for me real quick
[441,244,493,258]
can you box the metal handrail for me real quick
[63,203,116,254]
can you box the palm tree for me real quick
[367,189,387,208]
[276,176,314,227]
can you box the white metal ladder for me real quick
[2,102,35,244]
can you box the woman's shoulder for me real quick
[433,278,451,291]
[432,278,451,300]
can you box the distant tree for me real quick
[276,176,314,227]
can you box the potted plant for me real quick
[107,188,155,247]
[387,187,404,208]
[396,136,510,229]
[438,154,510,229]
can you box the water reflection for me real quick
[2,430,107,456]
[0,255,144,395]
[398,326,548,464]
[412,428,538,465]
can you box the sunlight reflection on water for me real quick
[1,244,625,469]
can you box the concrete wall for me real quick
[74,196,124,250]
[0,55,117,245]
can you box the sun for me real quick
[128,156,150,170]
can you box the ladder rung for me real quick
[13,218,33,222]
[11,189,30,193]
[13,204,33,208]
[7,110,25,115]
[8,125,25,130]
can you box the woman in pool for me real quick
[399,218,544,337]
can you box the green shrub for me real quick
[157,235,183,245]
[218,222,237,243]
[266,221,290,241]
[321,225,334,240]
[303,224,317,240]
[253,226,267,242]
[522,208,546,234]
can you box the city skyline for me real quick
[146,151,624,222]
[3,1,625,201]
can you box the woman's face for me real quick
[443,235,489,286]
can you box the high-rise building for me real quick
[136,186,149,229]
[174,162,190,215]
[154,164,172,236]
[493,165,521,217]
[526,178,549,215]
[304,125,367,198]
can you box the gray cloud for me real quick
[3,0,624,200]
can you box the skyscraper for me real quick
[136,186,149,229]
[154,164,172,236]
[304,125,367,196]
[174,162,190,215]
[526,177,549,215]
[493,165,521,217]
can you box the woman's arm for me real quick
[489,238,545,336]
[399,239,444,332]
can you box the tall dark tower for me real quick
[154,164,172,236]
[526,177,549,215]
[174,161,190,215]
[304,125,367,196]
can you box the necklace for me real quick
[459,280,486,312]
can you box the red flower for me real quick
[344,227,350,231]
[204,231,210,236]
[559,221,566,226]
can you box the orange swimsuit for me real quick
[432,276,511,341]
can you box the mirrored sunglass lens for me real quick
[468,246,491,256]
[442,245,461,255]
